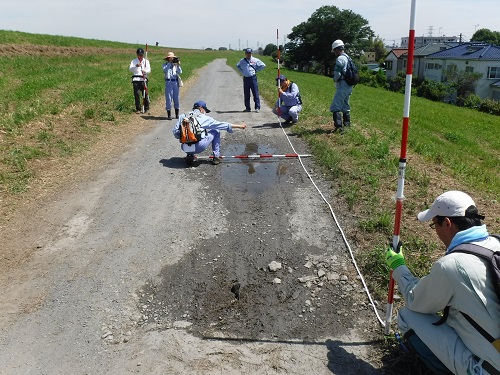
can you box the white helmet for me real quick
[331,39,345,50]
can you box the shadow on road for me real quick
[139,114,169,121]
[326,339,382,374]
[252,122,288,129]
[201,336,383,374]
[159,158,189,169]
[214,110,248,114]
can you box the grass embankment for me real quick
[1,30,499,309]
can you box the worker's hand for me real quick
[385,242,405,270]
[240,123,247,129]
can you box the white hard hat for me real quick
[331,39,345,50]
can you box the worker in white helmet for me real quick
[330,39,352,133]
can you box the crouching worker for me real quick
[172,100,247,166]
[272,75,302,125]
[386,190,500,374]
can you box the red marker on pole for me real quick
[384,0,417,335]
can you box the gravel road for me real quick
[0,59,385,374]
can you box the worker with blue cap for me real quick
[272,74,302,125]
[236,48,266,113]
[172,100,247,166]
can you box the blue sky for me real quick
[1,0,497,50]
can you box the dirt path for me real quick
[0,59,384,374]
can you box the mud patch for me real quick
[220,143,289,196]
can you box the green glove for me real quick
[386,243,406,270]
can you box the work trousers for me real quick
[181,130,221,157]
[398,307,497,374]
[165,80,180,111]
[243,76,260,110]
[273,104,302,122]
[329,80,352,114]
[133,80,148,111]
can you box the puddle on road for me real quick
[221,143,289,195]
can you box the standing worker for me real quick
[129,47,151,114]
[386,190,500,374]
[163,51,182,120]
[272,74,302,125]
[330,39,352,132]
[236,48,266,113]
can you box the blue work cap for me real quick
[244,48,252,54]
[193,100,211,113]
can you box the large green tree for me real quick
[285,6,374,75]
[471,28,500,45]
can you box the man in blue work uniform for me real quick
[330,39,353,133]
[172,101,247,166]
[236,48,266,113]
[272,74,302,125]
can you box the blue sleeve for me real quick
[199,115,233,133]
[255,59,266,72]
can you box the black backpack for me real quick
[343,57,360,86]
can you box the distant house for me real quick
[424,43,500,101]
[384,48,408,79]
[363,51,376,62]
[401,35,460,48]
[413,43,453,78]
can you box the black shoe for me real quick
[243,109,251,112]
[211,157,221,165]
[185,154,194,166]
[283,117,292,125]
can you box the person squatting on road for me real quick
[386,191,500,375]
[172,100,246,166]
[236,48,266,113]
[129,47,151,114]
[330,39,352,132]
[272,74,302,125]
[163,51,182,120]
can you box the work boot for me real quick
[211,157,221,165]
[343,112,351,127]
[333,112,343,133]
[185,153,194,166]
[167,110,172,120]
[175,108,179,119]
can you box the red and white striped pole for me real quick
[277,29,281,89]
[276,29,283,118]
[384,0,417,335]
[194,154,311,161]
